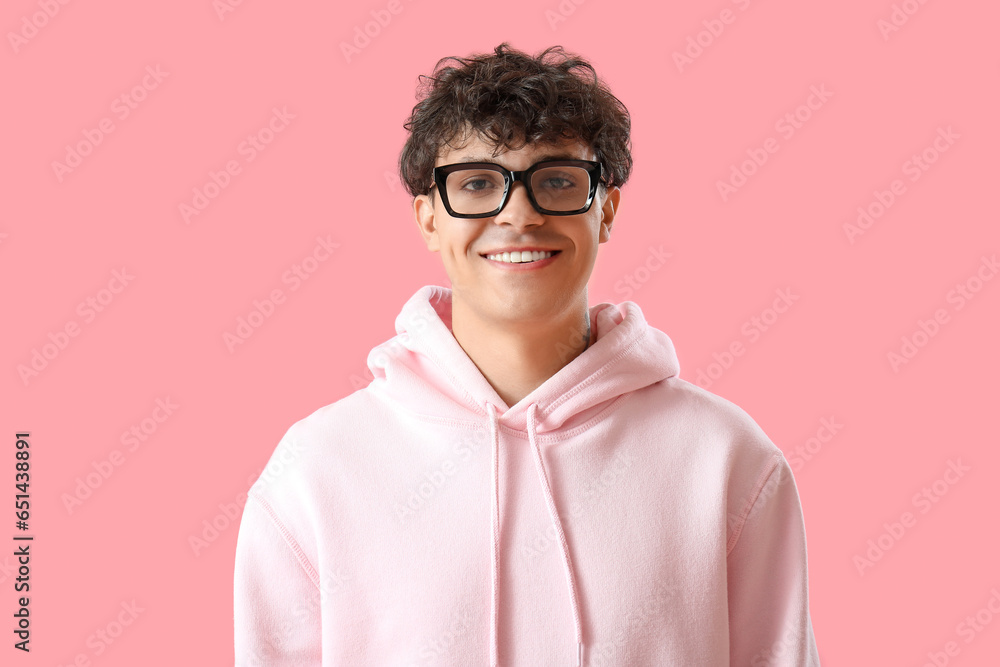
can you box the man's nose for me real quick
[494,182,544,227]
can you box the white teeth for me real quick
[485,250,555,263]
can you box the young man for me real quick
[234,43,820,666]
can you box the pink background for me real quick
[3,0,999,664]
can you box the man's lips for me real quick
[480,249,561,268]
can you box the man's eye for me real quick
[542,177,575,190]
[461,178,499,192]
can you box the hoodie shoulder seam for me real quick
[247,491,322,591]
[726,452,782,557]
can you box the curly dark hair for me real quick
[397,42,632,202]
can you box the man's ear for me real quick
[598,186,620,243]
[413,193,440,252]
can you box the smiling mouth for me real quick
[481,250,561,264]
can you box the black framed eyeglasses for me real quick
[429,159,605,218]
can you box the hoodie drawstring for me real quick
[485,401,584,667]
[486,402,501,667]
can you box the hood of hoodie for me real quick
[366,284,680,432]
[365,284,680,666]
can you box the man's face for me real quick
[412,131,620,328]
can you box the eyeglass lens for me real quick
[444,165,592,215]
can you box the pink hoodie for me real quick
[234,285,820,666]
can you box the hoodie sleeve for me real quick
[234,492,322,666]
[726,453,820,666]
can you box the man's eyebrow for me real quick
[451,152,583,165]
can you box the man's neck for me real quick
[450,297,594,408]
